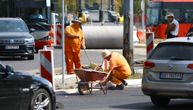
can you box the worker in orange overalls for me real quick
[65,19,86,74]
[100,50,132,90]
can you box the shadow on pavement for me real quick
[56,91,79,96]
[110,100,193,110]
[0,56,28,61]
[56,102,64,110]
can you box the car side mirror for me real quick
[30,28,35,33]
[5,65,14,74]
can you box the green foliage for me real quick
[115,0,123,15]
[134,0,142,15]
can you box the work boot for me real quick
[116,84,124,90]
[121,79,128,86]
[107,84,124,90]
[107,86,117,90]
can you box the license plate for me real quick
[5,45,19,49]
[160,73,183,80]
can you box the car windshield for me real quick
[0,20,29,32]
[149,42,193,60]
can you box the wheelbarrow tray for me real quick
[74,69,107,82]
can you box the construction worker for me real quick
[65,19,86,74]
[100,50,132,90]
[165,12,179,39]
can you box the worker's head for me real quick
[101,49,111,60]
[166,12,174,22]
[72,18,82,28]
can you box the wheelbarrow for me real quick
[74,69,108,95]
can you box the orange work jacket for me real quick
[65,24,84,52]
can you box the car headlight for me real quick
[25,37,34,44]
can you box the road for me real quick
[0,47,146,72]
[56,87,193,110]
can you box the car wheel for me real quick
[30,89,52,110]
[150,96,170,107]
[28,55,34,60]
[35,49,39,53]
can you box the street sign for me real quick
[46,0,51,7]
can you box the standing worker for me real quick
[165,12,179,39]
[65,19,86,74]
[100,50,132,90]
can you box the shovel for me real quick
[83,48,98,70]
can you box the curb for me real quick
[134,43,146,48]
[55,78,142,94]
[54,74,142,93]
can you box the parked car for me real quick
[0,63,56,110]
[142,37,193,107]
[0,18,35,60]
[27,21,53,52]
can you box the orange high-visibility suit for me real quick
[108,52,132,85]
[65,24,85,74]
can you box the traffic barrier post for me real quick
[146,32,154,58]
[39,46,55,91]
[56,24,62,46]
[50,24,56,45]
[102,59,109,71]
[51,13,57,46]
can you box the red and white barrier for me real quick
[56,24,62,46]
[50,24,62,46]
[102,59,109,71]
[39,46,55,90]
[146,32,154,58]
[50,25,55,38]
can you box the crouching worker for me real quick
[100,50,132,90]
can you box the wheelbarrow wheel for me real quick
[78,82,90,95]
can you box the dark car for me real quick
[0,18,35,60]
[0,63,56,110]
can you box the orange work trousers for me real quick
[110,70,130,85]
[65,49,81,74]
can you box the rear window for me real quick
[149,42,193,60]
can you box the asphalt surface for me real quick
[0,48,146,72]
[56,87,193,110]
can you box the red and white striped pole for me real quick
[102,59,109,71]
[56,24,62,46]
[39,46,55,91]
[51,13,57,46]
[50,24,56,44]
[146,32,154,58]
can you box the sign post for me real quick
[62,0,65,83]
[123,0,134,74]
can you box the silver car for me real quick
[0,18,35,60]
[142,37,193,107]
